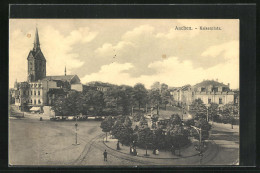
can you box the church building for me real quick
[14,27,83,112]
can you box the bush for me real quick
[133,112,143,122]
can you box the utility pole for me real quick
[74,116,80,145]
[206,106,209,122]
[182,106,184,120]
[191,125,202,165]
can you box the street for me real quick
[9,117,239,166]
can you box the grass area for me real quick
[154,106,183,119]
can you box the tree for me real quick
[100,116,114,142]
[151,81,161,91]
[103,87,121,114]
[82,90,105,116]
[152,128,166,149]
[161,89,172,110]
[166,125,189,155]
[189,99,207,120]
[137,127,154,155]
[110,116,134,145]
[222,103,236,128]
[124,116,132,128]
[139,115,148,128]
[148,89,162,115]
[167,114,182,127]
[51,91,82,117]
[133,83,148,110]
[209,103,219,122]
[160,83,168,93]
[111,119,124,139]
[194,118,212,140]
[133,112,142,122]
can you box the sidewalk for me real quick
[103,136,200,159]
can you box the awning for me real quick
[30,107,41,111]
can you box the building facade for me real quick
[13,27,82,112]
[170,80,237,110]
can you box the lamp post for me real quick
[74,116,80,145]
[182,106,184,120]
[206,106,209,122]
[191,125,202,164]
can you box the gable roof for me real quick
[193,80,228,88]
[27,50,46,61]
[41,75,80,83]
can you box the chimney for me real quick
[228,83,230,88]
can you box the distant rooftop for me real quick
[41,75,80,84]
[193,80,228,88]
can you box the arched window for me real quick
[34,100,36,104]
[30,99,32,103]
[34,91,36,95]
[38,99,41,104]
[38,91,40,95]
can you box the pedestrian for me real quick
[117,141,120,150]
[156,149,159,155]
[103,150,107,161]
[153,148,156,155]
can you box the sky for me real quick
[9,19,239,89]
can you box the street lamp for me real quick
[182,106,184,120]
[206,106,209,122]
[191,125,202,164]
[74,116,80,145]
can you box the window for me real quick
[34,91,36,95]
[31,91,33,95]
[219,98,223,104]
[208,98,211,104]
[30,99,32,103]
[23,91,26,95]
[38,91,40,95]
[38,99,41,104]
[34,100,36,104]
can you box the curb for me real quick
[102,138,201,160]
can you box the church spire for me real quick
[65,66,67,76]
[33,27,40,51]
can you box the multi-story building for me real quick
[13,27,82,112]
[170,80,237,110]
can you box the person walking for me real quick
[103,150,107,161]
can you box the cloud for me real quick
[9,25,98,87]
[201,40,239,61]
[81,62,134,85]
[9,19,239,90]
[82,55,239,89]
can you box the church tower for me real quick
[27,27,46,82]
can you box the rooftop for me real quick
[41,75,80,83]
[193,80,228,88]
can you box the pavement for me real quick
[103,136,200,159]
[9,107,239,166]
